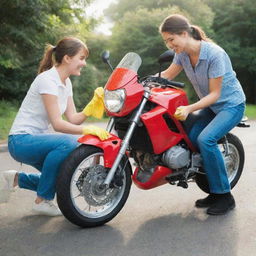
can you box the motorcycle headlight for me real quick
[104,89,126,113]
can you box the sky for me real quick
[86,0,118,35]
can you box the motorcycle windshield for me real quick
[116,52,142,72]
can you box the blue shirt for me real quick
[173,41,246,113]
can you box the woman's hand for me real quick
[174,106,191,121]
[82,125,110,140]
[82,87,105,119]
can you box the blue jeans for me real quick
[8,133,79,200]
[188,103,245,194]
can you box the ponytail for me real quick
[38,44,55,74]
[190,25,213,42]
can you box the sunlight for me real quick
[86,0,117,35]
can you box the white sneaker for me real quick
[32,200,62,217]
[0,170,17,203]
[3,170,17,191]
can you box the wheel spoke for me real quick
[72,193,82,199]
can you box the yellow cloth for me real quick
[173,106,187,121]
[82,87,105,119]
[82,125,110,140]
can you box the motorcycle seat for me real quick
[182,109,205,133]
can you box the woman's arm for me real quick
[64,96,87,125]
[42,94,84,134]
[174,76,222,120]
[189,76,222,112]
[160,63,183,80]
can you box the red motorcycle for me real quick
[57,51,248,227]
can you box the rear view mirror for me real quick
[101,50,113,71]
[158,50,175,77]
[158,50,175,64]
[101,50,110,63]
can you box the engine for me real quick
[132,150,158,173]
[162,145,190,170]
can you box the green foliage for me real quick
[204,0,256,104]
[108,7,181,76]
[0,0,97,102]
[106,0,214,28]
[86,33,113,86]
[72,63,105,110]
[0,101,18,140]
[245,104,256,120]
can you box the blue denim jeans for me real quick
[8,133,79,200]
[188,103,245,194]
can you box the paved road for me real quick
[0,121,256,256]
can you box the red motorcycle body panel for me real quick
[141,88,196,153]
[78,134,121,168]
[141,106,186,154]
[105,68,137,90]
[132,166,173,189]
[105,68,144,117]
[149,87,188,113]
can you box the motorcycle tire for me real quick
[56,145,132,228]
[195,133,244,194]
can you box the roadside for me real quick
[0,140,8,153]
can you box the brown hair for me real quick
[159,14,212,42]
[38,37,89,74]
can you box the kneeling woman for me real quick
[4,37,109,216]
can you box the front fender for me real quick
[78,134,122,168]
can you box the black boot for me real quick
[207,193,235,215]
[195,194,219,208]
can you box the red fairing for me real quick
[150,87,188,113]
[78,134,121,168]
[140,106,185,154]
[139,87,195,154]
[105,68,137,90]
[132,166,173,189]
[105,68,144,117]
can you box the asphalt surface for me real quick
[0,121,256,256]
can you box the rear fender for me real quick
[77,134,121,168]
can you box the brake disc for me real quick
[82,165,118,207]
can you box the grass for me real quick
[0,100,255,142]
[245,104,256,120]
[0,101,18,141]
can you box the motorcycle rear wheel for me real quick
[195,133,244,194]
[56,145,132,228]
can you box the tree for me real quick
[105,0,214,36]
[108,7,180,75]
[204,0,256,103]
[0,0,96,103]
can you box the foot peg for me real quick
[177,180,188,189]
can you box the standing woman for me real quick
[3,37,109,216]
[159,14,246,215]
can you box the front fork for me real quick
[104,90,150,186]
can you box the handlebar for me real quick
[140,76,185,89]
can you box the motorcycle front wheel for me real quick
[56,145,132,228]
[195,133,244,194]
